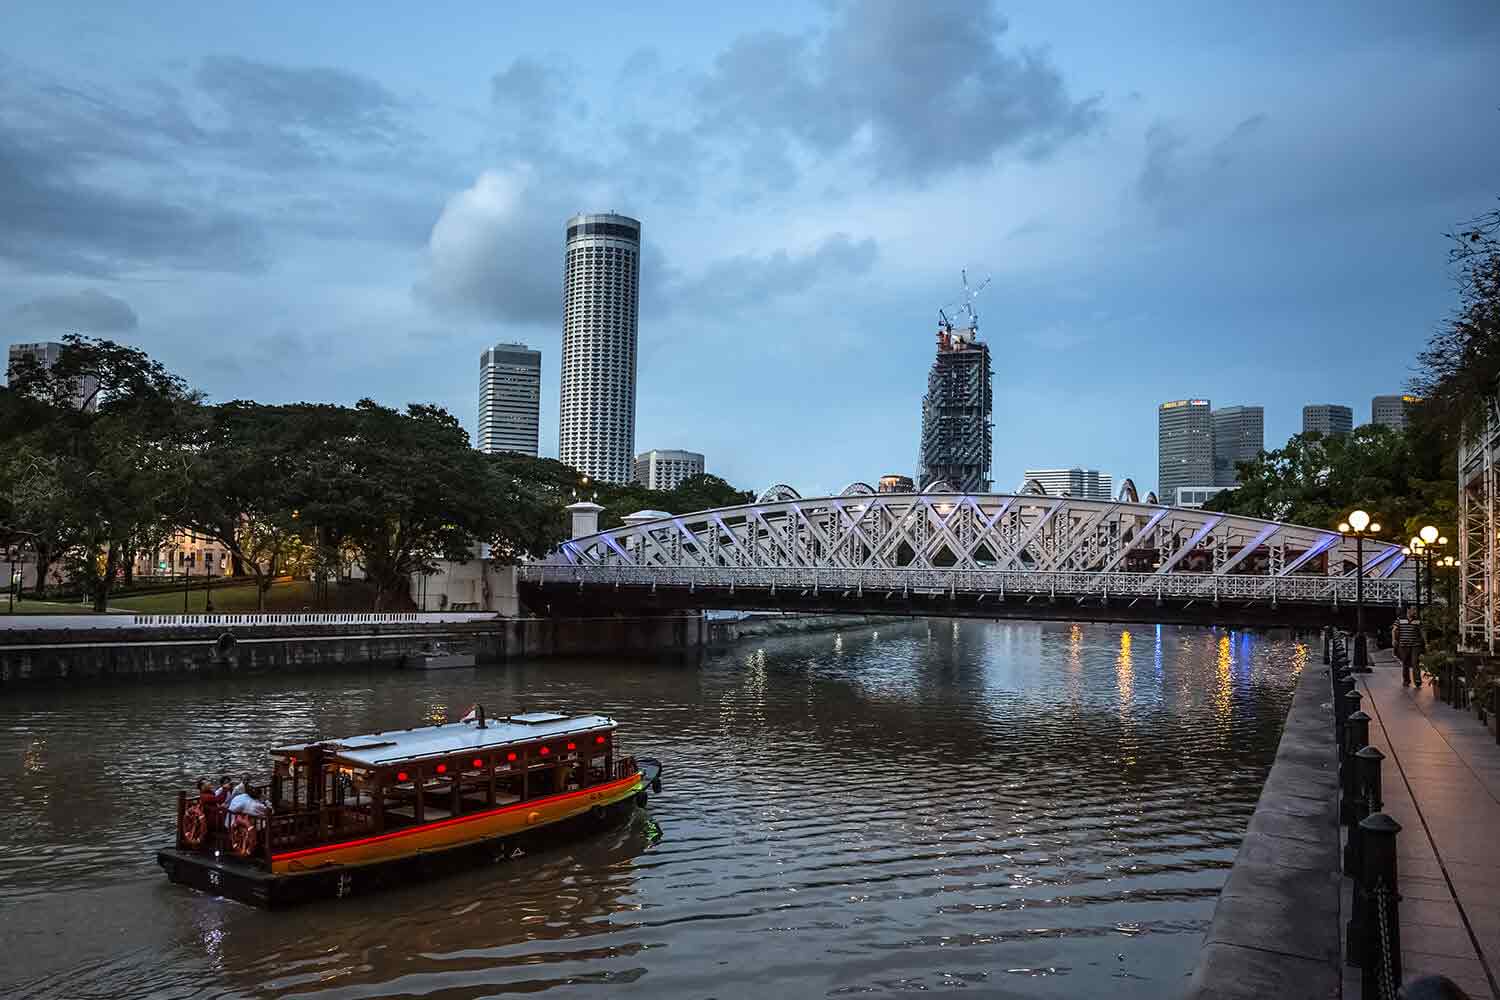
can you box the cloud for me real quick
[657,234,879,315]
[0,124,266,275]
[194,55,413,168]
[695,0,1101,183]
[10,289,139,333]
[414,167,563,323]
[1137,114,1268,221]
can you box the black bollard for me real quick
[1323,626,1331,665]
[1334,669,1355,748]
[1342,709,1370,825]
[1346,746,1385,886]
[1358,812,1403,994]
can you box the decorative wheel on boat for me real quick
[229,814,258,857]
[181,804,208,848]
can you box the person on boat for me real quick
[197,780,217,816]
[216,777,232,804]
[226,783,271,824]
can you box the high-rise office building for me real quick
[918,319,992,492]
[6,340,99,411]
[477,342,541,456]
[1158,399,1213,504]
[1211,405,1264,487]
[1302,404,1354,438]
[1371,394,1416,431]
[1023,468,1114,500]
[633,449,705,491]
[559,213,641,483]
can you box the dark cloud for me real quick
[695,0,1101,182]
[656,234,879,315]
[194,55,413,168]
[0,124,266,275]
[10,289,139,333]
[1137,114,1268,222]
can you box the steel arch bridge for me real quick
[519,491,1415,628]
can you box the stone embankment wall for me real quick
[0,615,707,687]
[1185,657,1342,998]
[709,614,913,643]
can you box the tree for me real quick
[1205,425,1452,542]
[1,337,203,610]
[1413,202,1500,436]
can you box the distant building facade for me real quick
[918,322,992,492]
[1023,468,1113,500]
[1371,394,1417,431]
[1303,404,1354,438]
[1158,399,1214,506]
[1176,485,1235,509]
[477,342,541,456]
[633,449,705,491]
[559,213,641,483]
[878,474,915,493]
[1211,405,1264,487]
[6,341,99,411]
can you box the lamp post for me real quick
[1407,537,1426,621]
[6,546,18,614]
[183,552,193,614]
[1339,509,1382,668]
[205,552,214,613]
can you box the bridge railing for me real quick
[519,564,1410,606]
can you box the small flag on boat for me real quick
[460,704,479,723]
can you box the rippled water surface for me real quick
[0,620,1307,998]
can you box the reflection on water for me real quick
[0,619,1303,998]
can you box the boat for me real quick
[157,706,663,907]
[404,641,476,669]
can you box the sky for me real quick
[2,1,1498,498]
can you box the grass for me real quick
[4,578,387,615]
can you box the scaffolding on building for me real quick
[1459,396,1500,652]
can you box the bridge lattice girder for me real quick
[535,494,1411,607]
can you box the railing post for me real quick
[1358,812,1403,994]
[1323,626,1331,665]
[1334,666,1355,750]
[1345,745,1383,883]
[1342,706,1369,825]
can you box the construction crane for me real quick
[937,269,993,342]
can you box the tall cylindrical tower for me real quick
[559,213,641,484]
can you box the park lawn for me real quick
[107,578,384,614]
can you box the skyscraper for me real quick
[1211,405,1264,486]
[918,317,992,492]
[559,213,641,483]
[633,449,705,491]
[1158,399,1213,503]
[1302,404,1354,437]
[1023,468,1113,500]
[1371,394,1416,431]
[477,342,541,456]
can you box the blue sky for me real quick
[3,1,1497,497]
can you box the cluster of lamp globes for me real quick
[1400,523,1457,569]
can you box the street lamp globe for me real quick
[1420,525,1439,544]
[1369,522,1382,534]
[1339,522,1351,533]
[1439,536,1449,546]
[1349,510,1371,532]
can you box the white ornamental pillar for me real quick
[566,501,605,539]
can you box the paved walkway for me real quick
[1355,651,1500,998]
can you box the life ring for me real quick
[229,814,258,857]
[182,804,208,847]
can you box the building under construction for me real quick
[1460,397,1500,652]
[918,277,993,492]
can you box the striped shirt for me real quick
[1395,619,1424,649]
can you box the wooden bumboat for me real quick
[157,708,662,907]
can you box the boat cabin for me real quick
[175,710,635,866]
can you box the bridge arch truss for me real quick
[523,493,1412,618]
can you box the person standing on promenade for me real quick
[1394,605,1425,687]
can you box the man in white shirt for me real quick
[225,784,270,827]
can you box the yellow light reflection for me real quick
[1118,630,1136,766]
[1213,634,1233,732]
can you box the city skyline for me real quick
[1,3,1495,496]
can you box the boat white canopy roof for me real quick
[272,712,616,767]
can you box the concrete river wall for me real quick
[0,615,709,686]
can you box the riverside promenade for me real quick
[1353,650,1500,998]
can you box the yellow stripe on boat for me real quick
[271,772,642,874]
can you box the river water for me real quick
[0,619,1306,999]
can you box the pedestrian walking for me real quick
[1394,604,1425,687]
